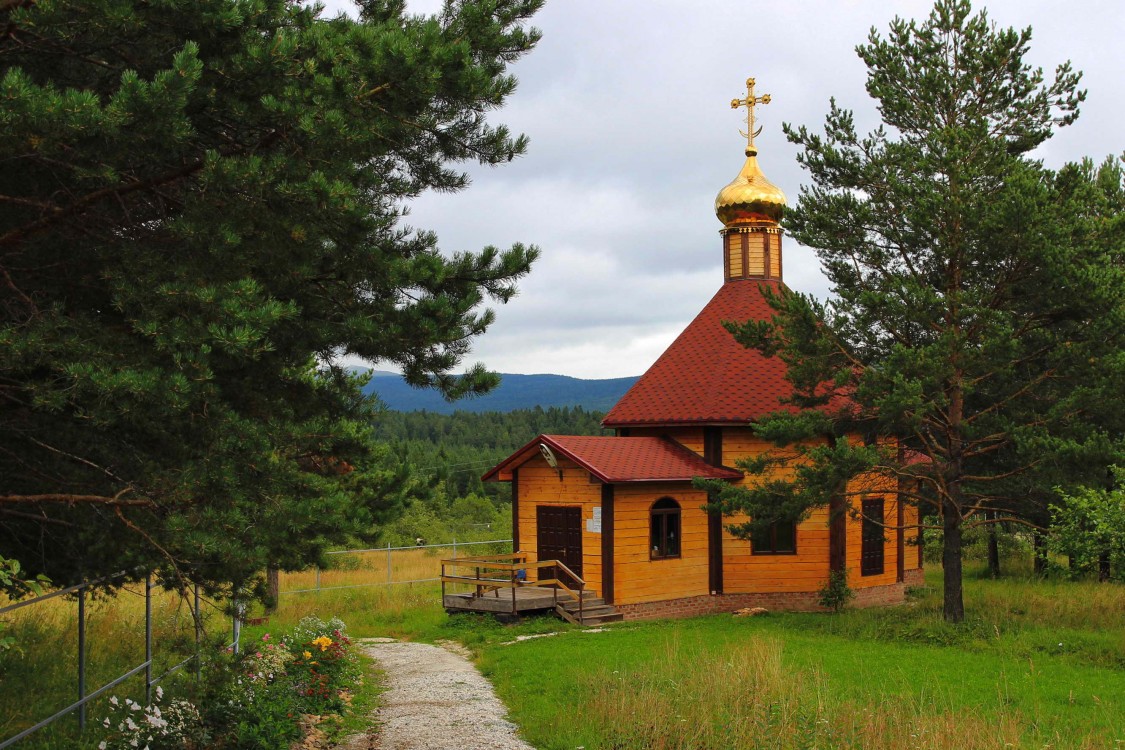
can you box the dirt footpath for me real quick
[341,638,536,750]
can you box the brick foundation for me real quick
[902,568,925,587]
[615,571,923,621]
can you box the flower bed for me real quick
[97,616,360,750]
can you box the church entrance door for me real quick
[536,506,583,588]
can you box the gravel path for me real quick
[342,638,536,750]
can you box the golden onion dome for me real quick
[714,148,787,227]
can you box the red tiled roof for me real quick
[482,434,742,483]
[604,279,794,427]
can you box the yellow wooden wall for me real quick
[720,428,833,592]
[616,426,919,594]
[845,492,897,589]
[515,454,603,596]
[905,499,923,571]
[514,427,922,604]
[612,484,711,605]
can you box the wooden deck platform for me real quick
[440,554,622,624]
[443,586,599,615]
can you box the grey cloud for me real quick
[323,0,1124,379]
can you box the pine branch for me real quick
[0,491,153,507]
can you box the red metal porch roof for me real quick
[603,279,794,427]
[482,434,742,484]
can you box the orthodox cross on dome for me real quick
[730,77,771,155]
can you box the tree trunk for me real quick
[266,565,280,613]
[1033,529,1048,576]
[942,494,965,623]
[1098,552,1111,583]
[986,509,1001,578]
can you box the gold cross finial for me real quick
[731,77,771,155]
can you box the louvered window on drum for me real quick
[746,232,766,276]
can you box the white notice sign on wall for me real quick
[587,506,602,534]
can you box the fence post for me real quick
[144,575,153,704]
[386,542,392,584]
[194,584,202,682]
[315,565,320,593]
[452,536,457,560]
[77,585,86,730]
[232,598,241,655]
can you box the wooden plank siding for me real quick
[845,495,898,588]
[721,506,832,593]
[611,484,711,605]
[515,456,604,597]
[719,428,832,593]
[844,464,905,589]
[904,500,922,572]
[510,426,921,608]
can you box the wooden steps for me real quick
[554,592,623,626]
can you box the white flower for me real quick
[98,742,107,750]
[103,718,111,728]
[109,696,119,706]
[125,717,138,731]
[155,686,163,700]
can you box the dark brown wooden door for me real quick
[536,506,582,587]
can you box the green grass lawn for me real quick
[452,566,1125,749]
[471,614,1123,749]
[4,563,1123,749]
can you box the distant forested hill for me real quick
[370,407,611,545]
[373,406,611,499]
[360,370,637,413]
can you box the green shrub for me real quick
[817,568,855,613]
[104,616,361,750]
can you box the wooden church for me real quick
[479,79,923,620]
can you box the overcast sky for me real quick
[329,0,1124,380]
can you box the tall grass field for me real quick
[2,551,1122,749]
[470,566,1124,749]
[0,582,226,749]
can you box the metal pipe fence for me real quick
[280,538,514,595]
[0,571,232,750]
[0,538,512,747]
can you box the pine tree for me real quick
[712,0,1124,621]
[0,0,542,595]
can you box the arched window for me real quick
[650,497,681,560]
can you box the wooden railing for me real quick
[440,553,586,622]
